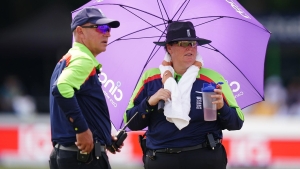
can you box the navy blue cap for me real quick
[71,7,120,32]
[153,21,211,46]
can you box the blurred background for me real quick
[0,0,300,169]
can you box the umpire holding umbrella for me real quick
[49,7,122,169]
[125,21,244,169]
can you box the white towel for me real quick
[159,53,203,130]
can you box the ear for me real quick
[75,26,84,36]
[166,44,172,54]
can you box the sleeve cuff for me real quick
[217,103,230,116]
[72,116,89,133]
[138,97,156,115]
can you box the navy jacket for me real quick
[126,68,244,150]
[49,43,111,146]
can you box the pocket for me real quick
[49,148,59,169]
[93,153,110,169]
[56,150,79,169]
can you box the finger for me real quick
[214,89,222,94]
[166,90,171,97]
[216,84,222,89]
[158,88,169,93]
[215,93,223,98]
[80,144,87,151]
[163,73,172,78]
[160,90,171,98]
[159,89,166,93]
[160,96,170,102]
[108,148,116,154]
[76,143,82,150]
[83,144,92,154]
[156,90,171,101]
[112,136,117,141]
[162,89,171,94]
[115,147,121,152]
[212,100,222,104]
[213,95,224,102]
[212,95,223,102]
[211,94,219,98]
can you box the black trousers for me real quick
[144,144,227,169]
[49,147,111,169]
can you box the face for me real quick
[167,41,198,71]
[76,23,111,56]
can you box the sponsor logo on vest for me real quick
[98,70,123,108]
[226,0,251,19]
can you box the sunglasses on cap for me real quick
[81,24,111,34]
[173,41,198,47]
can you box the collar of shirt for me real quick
[173,72,182,82]
[73,42,102,70]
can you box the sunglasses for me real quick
[174,41,198,47]
[81,24,111,34]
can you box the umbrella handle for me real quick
[157,100,165,113]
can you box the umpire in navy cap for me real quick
[49,7,122,169]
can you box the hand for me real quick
[162,60,172,66]
[148,88,171,106]
[75,128,94,154]
[162,70,172,84]
[212,84,224,110]
[193,61,202,69]
[107,135,124,154]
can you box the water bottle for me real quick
[202,82,220,121]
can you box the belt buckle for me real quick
[166,148,181,153]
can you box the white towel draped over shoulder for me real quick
[159,53,204,130]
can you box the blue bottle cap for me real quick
[202,83,216,92]
[202,82,223,92]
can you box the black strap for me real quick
[139,131,147,154]
[154,139,221,154]
[139,131,148,164]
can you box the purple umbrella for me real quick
[72,0,271,128]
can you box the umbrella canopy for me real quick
[72,0,271,129]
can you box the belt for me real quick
[154,139,221,154]
[55,144,106,152]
